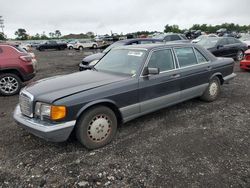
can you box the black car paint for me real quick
[37,41,67,51]
[204,37,247,59]
[26,43,234,125]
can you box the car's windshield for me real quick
[95,49,147,76]
[197,37,219,49]
[103,41,126,53]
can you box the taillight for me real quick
[20,55,32,62]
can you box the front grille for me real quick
[19,90,33,117]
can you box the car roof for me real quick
[118,38,162,44]
[114,42,199,51]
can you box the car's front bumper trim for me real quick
[13,105,75,142]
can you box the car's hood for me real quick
[82,53,104,63]
[24,70,129,103]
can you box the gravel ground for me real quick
[0,49,249,188]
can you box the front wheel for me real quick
[76,106,117,149]
[79,46,84,51]
[200,77,221,102]
[0,73,22,96]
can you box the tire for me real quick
[76,106,117,149]
[92,44,97,49]
[0,73,22,96]
[69,46,73,50]
[236,50,244,61]
[39,47,44,51]
[79,46,84,51]
[200,77,221,102]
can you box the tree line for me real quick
[1,22,250,41]
[164,23,250,33]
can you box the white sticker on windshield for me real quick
[128,51,143,57]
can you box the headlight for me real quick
[35,102,66,121]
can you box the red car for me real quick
[0,44,36,96]
[240,49,250,71]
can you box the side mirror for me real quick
[217,44,223,49]
[79,64,95,71]
[142,67,160,76]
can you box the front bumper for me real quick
[240,60,250,70]
[13,105,76,142]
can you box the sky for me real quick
[0,0,249,38]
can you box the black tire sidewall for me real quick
[0,73,22,96]
[76,106,117,149]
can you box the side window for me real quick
[164,36,171,41]
[174,47,198,68]
[148,49,175,72]
[139,41,153,44]
[129,41,138,45]
[227,38,236,44]
[220,39,228,46]
[194,48,208,63]
[170,35,181,41]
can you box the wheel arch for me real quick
[210,73,223,85]
[0,68,24,81]
[76,99,123,124]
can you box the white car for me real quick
[19,43,31,51]
[240,34,250,48]
[67,41,78,50]
[74,40,98,50]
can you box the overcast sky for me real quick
[0,0,249,38]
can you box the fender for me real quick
[76,99,120,119]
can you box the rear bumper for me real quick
[240,60,250,70]
[13,105,75,142]
[223,73,236,84]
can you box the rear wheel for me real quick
[69,46,73,50]
[236,50,244,61]
[0,73,22,96]
[200,77,221,102]
[79,46,84,51]
[92,44,97,49]
[76,106,117,149]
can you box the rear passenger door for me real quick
[174,47,211,101]
[139,48,181,113]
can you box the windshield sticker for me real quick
[128,51,143,57]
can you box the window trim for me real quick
[193,48,209,64]
[173,47,210,69]
[140,47,177,77]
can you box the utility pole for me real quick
[0,16,4,34]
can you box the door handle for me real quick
[170,74,180,78]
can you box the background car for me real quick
[0,44,36,95]
[79,38,163,71]
[153,33,188,42]
[240,49,250,70]
[197,37,248,61]
[36,40,67,51]
[74,40,98,50]
[67,40,78,50]
[240,34,250,49]
[192,34,218,43]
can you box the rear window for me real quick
[174,47,198,68]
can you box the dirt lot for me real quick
[0,49,250,188]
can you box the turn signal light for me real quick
[51,106,66,120]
